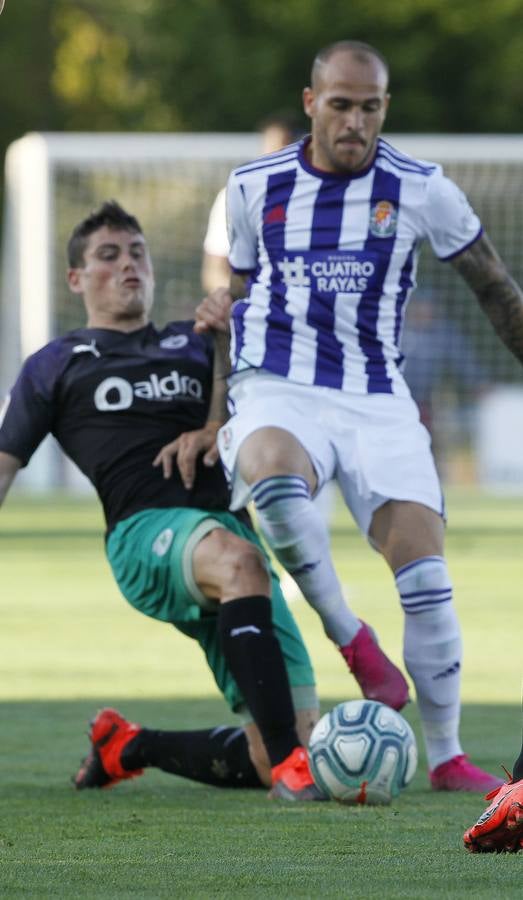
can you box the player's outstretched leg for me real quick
[73,707,325,798]
[463,775,523,853]
[74,710,265,790]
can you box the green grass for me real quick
[1,489,522,898]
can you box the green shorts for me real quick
[106,508,316,715]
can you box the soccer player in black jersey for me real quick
[0,201,323,801]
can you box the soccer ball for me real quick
[308,699,418,805]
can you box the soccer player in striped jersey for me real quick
[192,40,523,792]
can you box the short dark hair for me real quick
[67,200,143,268]
[256,110,305,142]
[311,40,389,88]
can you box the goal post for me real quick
[1,132,523,491]
[1,131,260,378]
[1,131,260,491]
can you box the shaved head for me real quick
[311,41,389,90]
[303,41,390,174]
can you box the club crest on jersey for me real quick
[159,335,189,350]
[369,200,398,237]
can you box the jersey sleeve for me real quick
[0,348,60,466]
[422,171,482,261]
[203,187,230,257]
[226,172,258,273]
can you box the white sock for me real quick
[395,556,463,769]
[250,475,361,646]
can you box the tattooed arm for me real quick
[452,233,523,365]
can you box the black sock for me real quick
[218,595,300,768]
[121,725,262,788]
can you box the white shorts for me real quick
[218,371,444,537]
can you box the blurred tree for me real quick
[51,1,176,130]
[0,4,59,146]
[133,0,523,133]
[1,0,523,163]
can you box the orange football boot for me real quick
[269,746,327,801]
[463,775,523,853]
[74,707,143,789]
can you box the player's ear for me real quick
[303,87,315,120]
[67,267,84,294]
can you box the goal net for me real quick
[1,132,523,490]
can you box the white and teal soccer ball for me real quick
[308,699,418,805]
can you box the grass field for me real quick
[1,489,522,898]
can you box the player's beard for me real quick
[332,135,373,173]
[314,128,371,175]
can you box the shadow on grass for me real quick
[1,699,521,900]
[1,697,520,793]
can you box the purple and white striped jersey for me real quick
[227,136,482,395]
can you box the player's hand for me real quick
[194,287,232,334]
[152,421,222,489]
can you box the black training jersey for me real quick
[0,321,234,530]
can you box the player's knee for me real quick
[207,530,270,596]
[396,555,452,615]
[371,502,444,569]
[238,430,315,487]
[222,535,267,580]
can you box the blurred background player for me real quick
[0,200,323,802]
[401,290,488,478]
[193,39,523,792]
[201,111,304,294]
